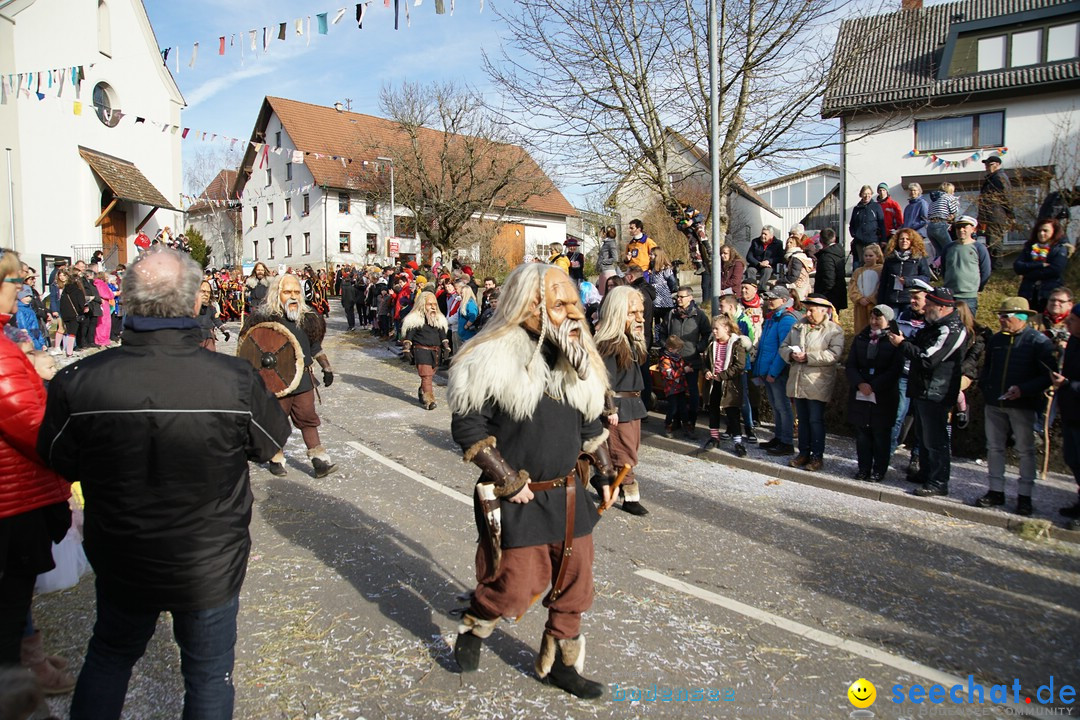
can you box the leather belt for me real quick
[414,343,440,350]
[548,467,578,603]
[613,391,641,398]
[528,477,567,492]
[929,218,950,223]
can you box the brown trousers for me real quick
[471,534,594,640]
[417,364,435,403]
[278,389,321,448]
[607,419,641,496]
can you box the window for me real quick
[302,194,310,216]
[267,202,274,223]
[92,83,120,128]
[1012,29,1041,67]
[366,196,376,216]
[339,232,351,253]
[1048,22,1080,62]
[915,111,1005,152]
[284,198,291,219]
[251,206,258,227]
[395,216,416,238]
[275,131,281,147]
[772,185,788,209]
[338,192,350,214]
[806,175,827,203]
[98,1,111,57]
[977,35,1006,72]
[303,232,311,255]
[285,235,293,257]
[268,238,275,260]
[266,167,272,187]
[253,240,259,261]
[366,233,378,253]
[788,181,806,208]
[286,163,293,182]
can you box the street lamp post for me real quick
[376,156,395,259]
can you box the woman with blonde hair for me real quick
[849,243,885,334]
[879,228,930,315]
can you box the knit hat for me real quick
[877,182,890,191]
[871,304,895,322]
[925,287,956,307]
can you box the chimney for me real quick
[902,0,923,9]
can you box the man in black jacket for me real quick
[975,297,1055,516]
[38,248,290,720]
[1051,304,1080,529]
[660,287,712,437]
[813,228,848,314]
[888,287,967,497]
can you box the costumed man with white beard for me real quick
[448,263,615,699]
[241,273,336,478]
[402,291,452,410]
[593,286,649,515]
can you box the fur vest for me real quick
[448,326,608,422]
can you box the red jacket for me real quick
[878,197,904,236]
[0,322,70,520]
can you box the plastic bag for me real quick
[34,526,91,595]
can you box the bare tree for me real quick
[365,81,554,259]
[184,146,245,268]
[484,0,889,246]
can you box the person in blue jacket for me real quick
[751,285,800,456]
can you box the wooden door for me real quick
[101,210,128,265]
[493,223,525,267]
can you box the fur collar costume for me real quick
[448,325,608,422]
[402,305,449,334]
[247,306,326,347]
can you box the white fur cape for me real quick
[401,306,448,334]
[448,326,608,422]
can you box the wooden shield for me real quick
[237,322,305,397]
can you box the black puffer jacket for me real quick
[900,309,967,405]
[37,320,290,611]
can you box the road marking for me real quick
[345,440,471,506]
[342,439,1039,717]
[636,569,1039,717]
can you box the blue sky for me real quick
[143,1,526,193]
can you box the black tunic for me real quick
[603,353,647,421]
[404,322,448,367]
[451,345,605,548]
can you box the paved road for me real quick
[39,310,1080,720]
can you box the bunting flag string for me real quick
[1,83,401,207]
[903,146,1008,170]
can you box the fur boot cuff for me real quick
[621,481,640,503]
[457,613,498,639]
[306,445,331,462]
[535,633,586,678]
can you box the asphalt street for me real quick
[38,308,1080,720]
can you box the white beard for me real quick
[549,318,590,380]
[285,304,300,322]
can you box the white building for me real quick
[753,164,841,237]
[824,0,1080,246]
[233,96,576,270]
[185,168,242,269]
[607,128,782,255]
[0,0,184,282]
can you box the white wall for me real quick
[844,91,1080,241]
[3,0,183,277]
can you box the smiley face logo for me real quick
[848,678,876,708]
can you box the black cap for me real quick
[925,287,956,307]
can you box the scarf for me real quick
[123,315,200,331]
[1044,310,1068,327]
[741,294,761,310]
[1030,242,1052,262]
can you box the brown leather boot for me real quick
[20,631,76,696]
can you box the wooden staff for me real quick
[598,463,634,515]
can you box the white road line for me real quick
[345,440,472,506]
[340,438,1037,717]
[636,568,1039,717]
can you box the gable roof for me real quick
[186,169,239,215]
[234,96,576,218]
[753,164,841,192]
[823,0,1080,117]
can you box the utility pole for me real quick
[708,0,722,316]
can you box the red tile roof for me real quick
[79,146,178,211]
[187,169,239,215]
[234,96,577,218]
